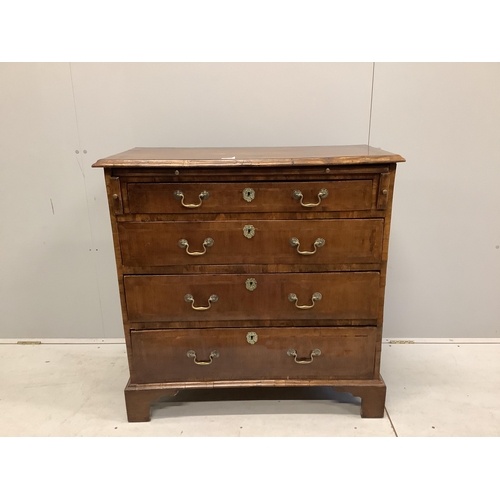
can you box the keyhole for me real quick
[246,331,258,344]
[246,190,251,196]
[245,277,257,291]
[243,225,255,239]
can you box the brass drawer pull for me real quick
[178,237,214,256]
[288,292,322,309]
[184,293,218,310]
[287,348,321,364]
[290,237,325,255]
[292,188,328,207]
[173,189,210,208]
[187,349,219,365]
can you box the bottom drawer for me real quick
[130,327,378,384]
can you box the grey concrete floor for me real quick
[0,341,499,436]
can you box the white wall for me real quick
[370,63,500,339]
[0,63,106,338]
[0,62,498,338]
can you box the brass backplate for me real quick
[243,187,255,202]
[245,278,257,291]
[246,332,258,344]
[243,224,255,239]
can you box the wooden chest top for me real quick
[92,145,405,168]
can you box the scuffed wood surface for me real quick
[93,145,405,168]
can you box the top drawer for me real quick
[125,180,374,214]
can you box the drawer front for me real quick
[130,327,377,383]
[124,272,380,323]
[118,219,384,267]
[126,180,373,214]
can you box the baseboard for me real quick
[0,338,126,344]
[1,337,499,345]
[382,338,500,344]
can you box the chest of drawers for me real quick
[93,145,405,422]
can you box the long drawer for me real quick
[123,272,380,323]
[130,327,378,383]
[118,219,384,267]
[126,180,374,214]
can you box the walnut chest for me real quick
[93,145,405,422]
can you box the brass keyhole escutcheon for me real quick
[243,224,255,239]
[245,278,257,291]
[243,187,255,202]
[246,332,258,344]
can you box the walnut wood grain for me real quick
[130,327,378,384]
[127,319,377,330]
[112,167,391,180]
[97,145,403,422]
[93,145,405,168]
[116,210,389,222]
[123,272,380,323]
[104,171,133,370]
[126,180,373,214]
[124,382,179,422]
[374,166,397,375]
[123,376,386,421]
[118,219,384,267]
